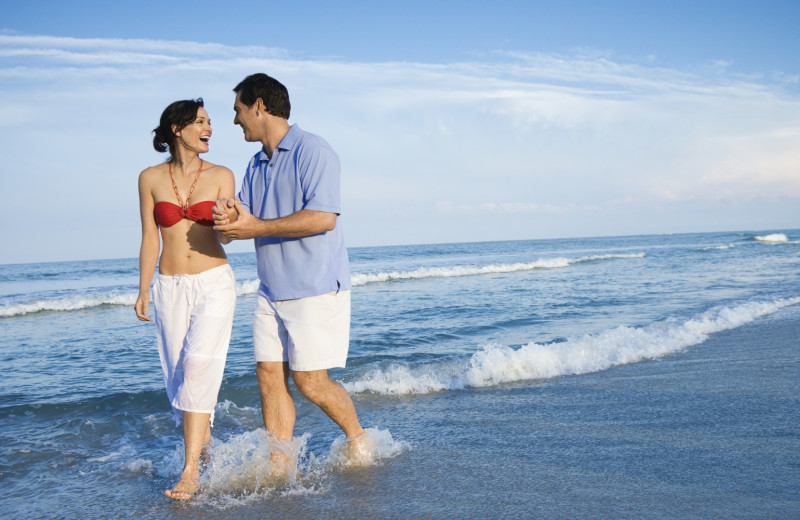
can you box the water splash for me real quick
[154,427,411,507]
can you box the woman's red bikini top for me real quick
[154,200,215,227]
[154,160,215,227]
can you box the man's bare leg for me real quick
[165,411,210,500]
[292,369,368,462]
[256,361,296,474]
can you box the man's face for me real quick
[233,92,260,142]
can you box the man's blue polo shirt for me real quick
[238,125,351,301]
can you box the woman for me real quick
[135,98,237,500]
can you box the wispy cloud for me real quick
[0,34,288,62]
[1,34,798,262]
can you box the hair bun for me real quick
[152,126,168,153]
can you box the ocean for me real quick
[1,230,799,519]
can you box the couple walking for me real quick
[135,73,367,500]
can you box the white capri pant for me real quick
[152,264,236,426]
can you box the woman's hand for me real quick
[135,292,153,322]
[213,199,238,226]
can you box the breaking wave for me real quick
[343,297,800,396]
[0,253,645,317]
[350,253,645,286]
[753,233,790,243]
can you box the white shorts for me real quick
[253,289,351,371]
[152,264,236,426]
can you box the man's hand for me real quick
[213,199,263,240]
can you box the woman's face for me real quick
[174,107,212,154]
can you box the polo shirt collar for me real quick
[258,124,301,162]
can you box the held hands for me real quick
[212,198,238,226]
[213,199,260,240]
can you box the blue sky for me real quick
[1,0,798,263]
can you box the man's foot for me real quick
[164,477,198,500]
[346,430,373,466]
[265,449,293,484]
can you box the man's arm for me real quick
[213,199,336,240]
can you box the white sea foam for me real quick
[213,399,261,430]
[123,458,154,475]
[343,297,800,396]
[754,233,788,243]
[0,253,644,316]
[350,253,646,286]
[91,444,154,475]
[697,243,734,251]
[91,445,136,463]
[236,279,260,295]
[0,292,137,317]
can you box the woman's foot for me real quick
[199,446,211,473]
[164,476,198,500]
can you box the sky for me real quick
[1,0,798,264]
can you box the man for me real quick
[213,73,367,467]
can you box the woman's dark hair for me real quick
[233,73,290,119]
[152,98,205,159]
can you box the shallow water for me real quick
[1,230,799,519]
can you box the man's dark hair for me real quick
[233,73,291,119]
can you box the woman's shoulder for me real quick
[138,163,168,187]
[139,162,168,178]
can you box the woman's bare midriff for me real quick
[158,221,227,276]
